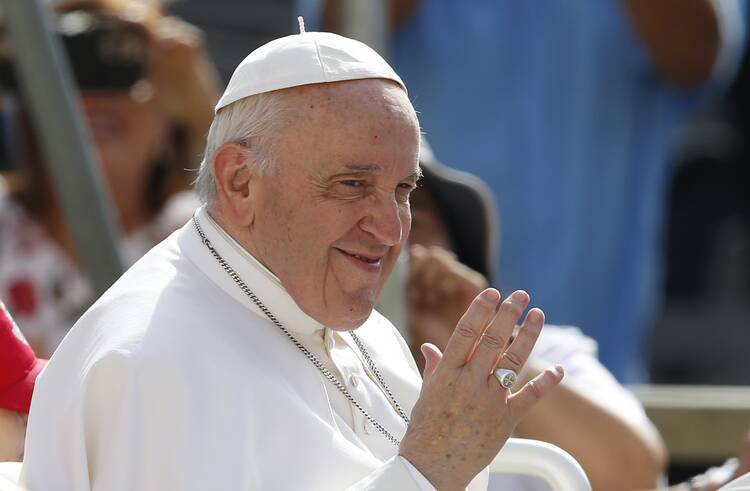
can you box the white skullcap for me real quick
[215,19,406,112]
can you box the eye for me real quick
[330,179,369,200]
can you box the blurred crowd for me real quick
[1,0,750,489]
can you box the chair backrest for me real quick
[490,438,591,491]
[719,471,750,490]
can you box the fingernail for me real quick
[420,344,429,358]
[481,289,500,303]
[555,365,564,376]
[526,308,544,324]
[510,290,528,306]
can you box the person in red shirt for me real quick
[0,300,45,462]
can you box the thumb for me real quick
[421,343,443,384]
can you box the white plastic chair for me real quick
[1,441,591,491]
[719,471,750,490]
[490,438,592,491]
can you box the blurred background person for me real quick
[408,143,667,490]
[314,0,749,382]
[408,143,750,491]
[0,0,220,357]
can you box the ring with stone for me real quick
[494,368,517,389]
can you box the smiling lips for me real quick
[336,248,385,272]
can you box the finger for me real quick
[441,288,501,368]
[410,247,466,300]
[410,264,444,308]
[408,244,428,273]
[469,291,529,375]
[408,255,440,300]
[407,250,431,305]
[428,245,456,260]
[508,365,564,415]
[420,257,445,296]
[495,307,544,374]
[434,253,468,298]
[408,243,427,263]
[420,343,443,385]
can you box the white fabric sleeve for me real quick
[344,446,488,490]
[400,457,438,490]
[344,456,434,491]
[530,326,652,431]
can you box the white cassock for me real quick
[21,207,488,491]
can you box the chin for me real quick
[327,309,373,331]
[328,295,377,331]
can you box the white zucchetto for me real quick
[215,18,405,112]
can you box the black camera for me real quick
[0,9,150,171]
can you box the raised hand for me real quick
[400,288,564,490]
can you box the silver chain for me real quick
[349,331,411,423]
[193,216,409,447]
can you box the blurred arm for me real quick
[514,360,667,491]
[622,0,723,87]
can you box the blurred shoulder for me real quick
[532,324,599,363]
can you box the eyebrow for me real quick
[343,163,423,181]
[345,163,382,172]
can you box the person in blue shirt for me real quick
[310,0,747,381]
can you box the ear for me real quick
[212,143,257,227]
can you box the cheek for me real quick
[257,194,327,266]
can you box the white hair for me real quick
[194,91,292,206]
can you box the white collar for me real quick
[178,206,325,336]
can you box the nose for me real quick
[359,194,405,247]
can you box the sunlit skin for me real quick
[213,79,421,330]
[0,408,26,462]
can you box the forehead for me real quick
[279,79,420,176]
[290,78,412,107]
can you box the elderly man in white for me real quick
[21,26,564,491]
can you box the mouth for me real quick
[335,248,384,272]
